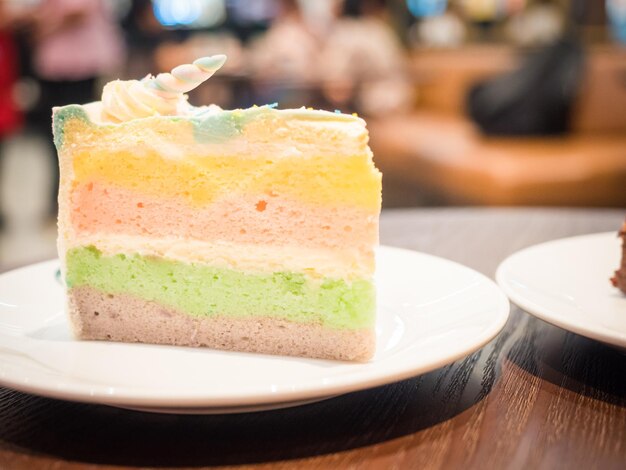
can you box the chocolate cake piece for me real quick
[611,221,626,294]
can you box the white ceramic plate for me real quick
[0,246,509,414]
[497,232,626,349]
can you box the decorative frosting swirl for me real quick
[101,55,227,123]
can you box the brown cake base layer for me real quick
[67,286,375,361]
[611,222,626,294]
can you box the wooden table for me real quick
[1,208,625,469]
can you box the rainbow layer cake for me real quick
[53,55,381,361]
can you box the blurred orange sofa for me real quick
[369,45,626,207]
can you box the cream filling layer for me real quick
[67,233,374,280]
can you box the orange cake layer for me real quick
[70,147,380,209]
[69,182,377,251]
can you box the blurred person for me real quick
[411,7,466,47]
[320,0,414,116]
[0,2,50,240]
[506,0,563,47]
[467,34,584,136]
[0,1,26,228]
[297,0,339,38]
[248,0,321,86]
[0,7,23,141]
[29,0,125,123]
[24,0,125,214]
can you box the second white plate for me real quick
[496,232,626,349]
[0,246,509,413]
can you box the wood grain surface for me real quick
[0,208,624,470]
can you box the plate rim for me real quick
[0,246,510,409]
[496,231,626,348]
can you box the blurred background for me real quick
[0,0,625,269]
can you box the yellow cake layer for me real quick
[58,106,381,209]
[71,149,381,208]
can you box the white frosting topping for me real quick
[101,79,191,122]
[101,55,227,123]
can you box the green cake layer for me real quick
[66,246,375,329]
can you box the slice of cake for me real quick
[611,221,626,294]
[53,55,381,361]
